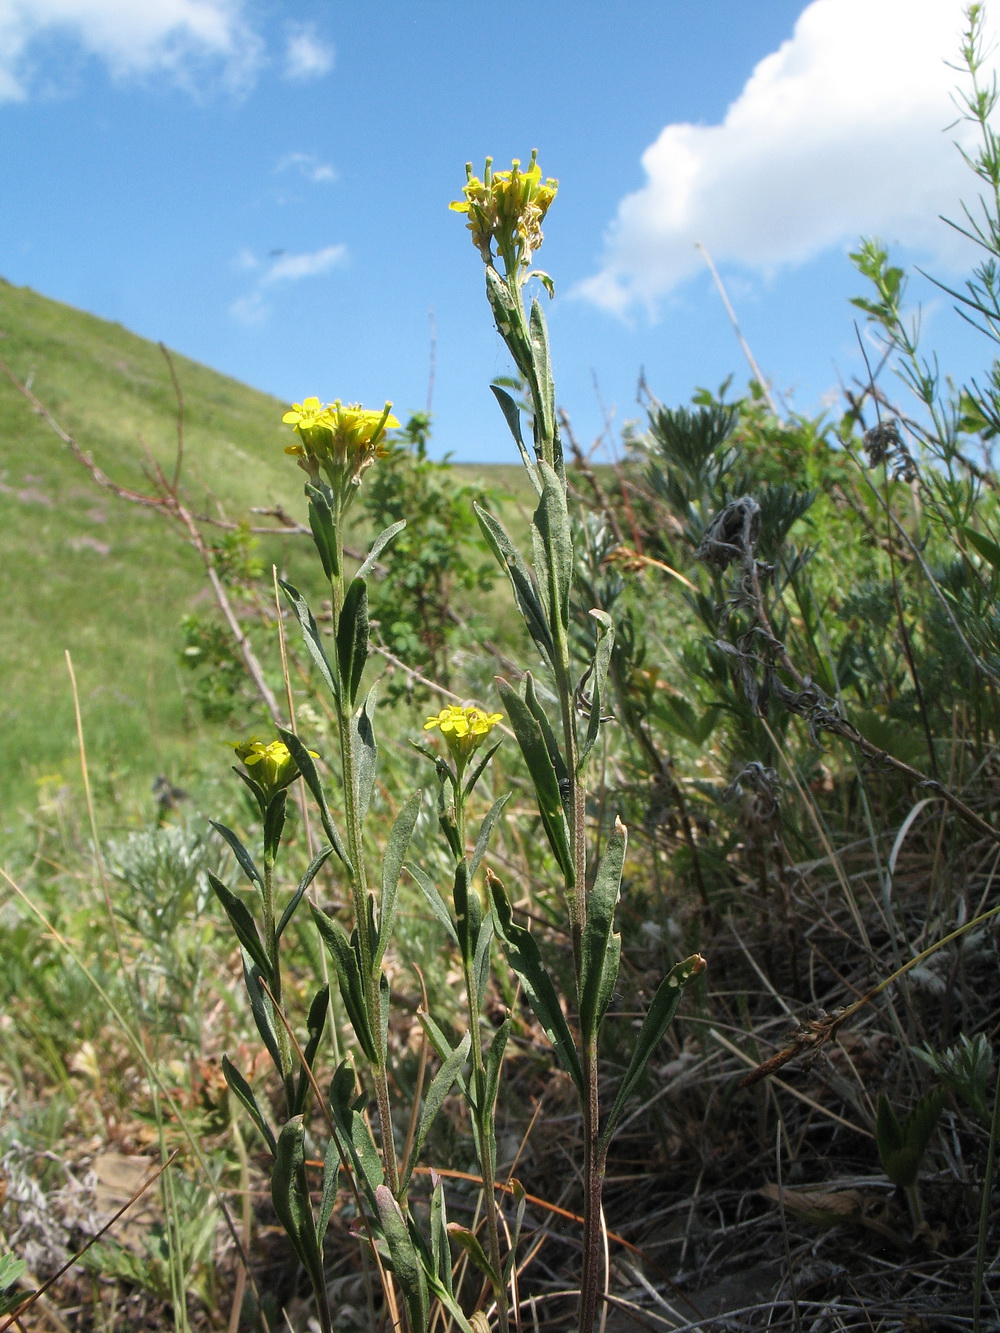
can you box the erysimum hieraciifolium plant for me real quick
[209,397,517,1333]
[452,151,705,1331]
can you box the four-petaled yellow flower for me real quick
[282,398,400,487]
[424,705,504,764]
[233,737,318,798]
[450,151,558,268]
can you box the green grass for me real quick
[0,279,525,838]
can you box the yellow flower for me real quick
[450,151,558,267]
[232,738,318,797]
[282,398,400,487]
[424,705,504,763]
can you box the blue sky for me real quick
[0,0,995,460]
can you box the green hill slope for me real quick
[1,281,476,836]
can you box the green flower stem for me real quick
[499,259,601,1332]
[328,527,400,1197]
[454,776,509,1333]
[262,850,295,1104]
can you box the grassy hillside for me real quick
[0,279,525,836]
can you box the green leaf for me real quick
[490,384,541,494]
[310,905,378,1062]
[317,1134,341,1245]
[469,793,511,881]
[601,954,705,1150]
[501,1178,527,1285]
[280,578,339,703]
[375,1185,429,1333]
[278,728,350,868]
[483,1017,511,1175]
[446,1223,501,1291]
[528,297,556,460]
[271,1118,325,1297]
[276,845,335,941]
[463,735,504,800]
[579,818,626,1043]
[876,1087,946,1189]
[418,1012,469,1099]
[353,684,378,822]
[292,985,329,1116]
[400,1031,472,1191]
[430,1173,455,1299]
[338,577,370,707]
[578,609,615,770]
[242,957,285,1076]
[209,820,263,889]
[472,911,494,1015]
[221,1055,276,1154]
[306,483,338,580]
[523,672,568,789]
[263,789,287,859]
[532,461,573,633]
[358,518,406,580]
[494,676,574,884]
[207,872,272,982]
[376,790,423,966]
[405,862,459,945]
[329,1062,384,1207]
[474,504,554,668]
[488,870,582,1092]
[963,525,1000,572]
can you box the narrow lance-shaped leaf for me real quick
[446,1223,501,1291]
[276,845,335,941]
[242,956,285,1078]
[470,792,511,881]
[310,905,378,1062]
[524,672,568,792]
[280,578,339,704]
[474,504,554,668]
[405,862,459,945]
[463,735,504,801]
[207,872,271,983]
[529,297,558,470]
[578,609,615,771]
[222,1055,276,1154]
[292,984,329,1116]
[601,953,706,1151]
[358,518,406,580]
[375,1185,429,1333]
[271,1118,325,1299]
[495,676,574,884]
[490,383,541,495]
[353,684,378,822]
[482,1016,511,1177]
[306,483,339,580]
[262,789,287,860]
[399,1031,472,1191]
[317,1134,341,1246]
[376,790,423,966]
[579,817,626,1045]
[329,1062,384,1208]
[488,870,582,1092]
[278,728,350,868]
[209,820,263,890]
[532,461,573,634]
[337,577,370,708]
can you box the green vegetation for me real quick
[6,9,1000,1332]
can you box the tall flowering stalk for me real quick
[452,155,704,1331]
[415,705,513,1332]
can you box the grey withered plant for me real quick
[451,153,705,1331]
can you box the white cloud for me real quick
[0,0,262,99]
[276,151,337,184]
[283,22,333,81]
[230,243,348,325]
[261,245,347,284]
[578,0,995,316]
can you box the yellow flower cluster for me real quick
[233,737,318,797]
[424,705,504,762]
[450,151,558,267]
[282,398,400,486]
